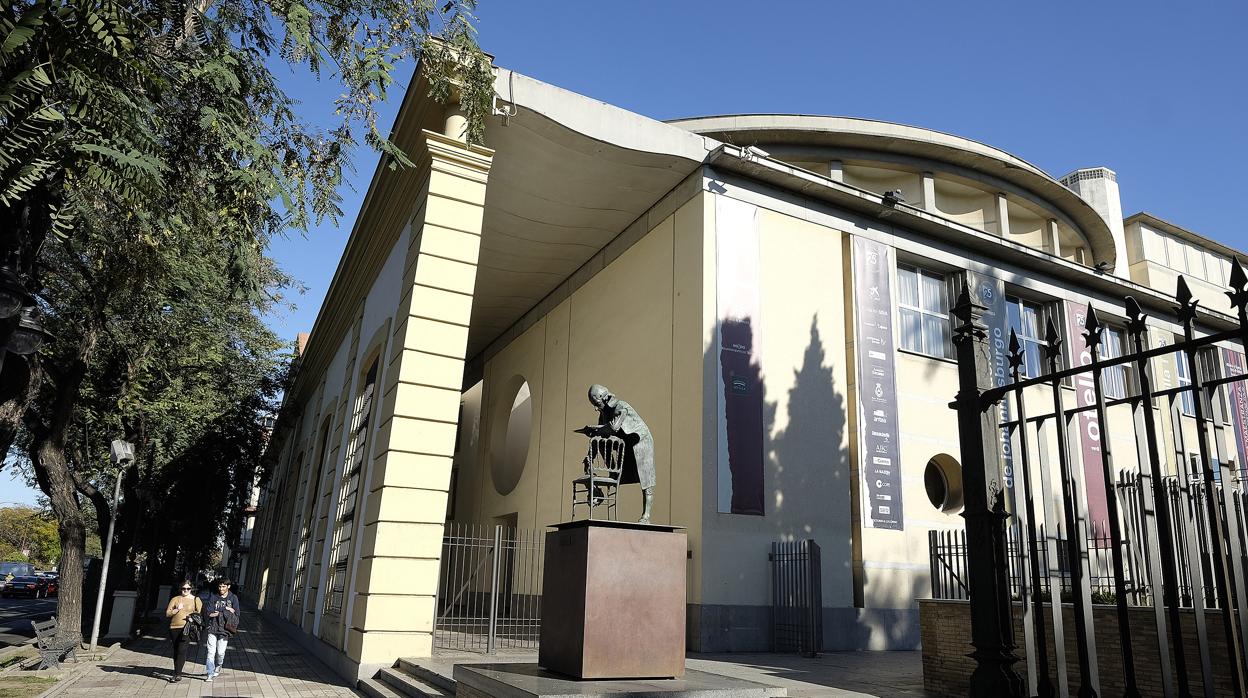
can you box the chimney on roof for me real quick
[295,332,310,357]
[1059,167,1127,276]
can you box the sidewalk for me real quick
[44,611,360,697]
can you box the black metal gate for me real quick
[433,523,544,653]
[951,263,1248,697]
[770,539,822,655]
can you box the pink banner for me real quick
[1223,349,1248,476]
[1065,302,1109,536]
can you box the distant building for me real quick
[244,55,1247,680]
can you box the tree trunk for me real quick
[35,438,87,642]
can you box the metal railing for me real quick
[950,263,1248,697]
[770,539,822,655]
[434,522,545,653]
[930,474,1248,608]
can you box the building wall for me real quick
[694,192,860,649]
[452,190,706,598]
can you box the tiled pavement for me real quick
[46,612,360,697]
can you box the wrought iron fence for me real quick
[950,262,1248,697]
[434,522,545,653]
[770,539,823,655]
[931,474,1248,608]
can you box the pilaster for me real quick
[347,129,493,666]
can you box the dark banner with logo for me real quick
[715,197,765,515]
[1065,301,1109,536]
[853,237,902,530]
[1224,349,1248,476]
[969,272,1015,504]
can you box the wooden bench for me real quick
[31,616,78,670]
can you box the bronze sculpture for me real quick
[575,384,656,523]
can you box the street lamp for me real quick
[5,307,49,355]
[89,440,133,652]
[0,266,31,319]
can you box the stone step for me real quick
[359,677,406,698]
[396,658,457,694]
[379,666,454,698]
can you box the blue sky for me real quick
[2,2,1244,507]
[267,0,1248,341]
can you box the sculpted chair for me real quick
[571,434,627,520]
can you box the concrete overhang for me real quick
[669,114,1118,268]
[466,69,713,359]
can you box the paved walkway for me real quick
[46,611,360,697]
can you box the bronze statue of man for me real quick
[578,384,656,523]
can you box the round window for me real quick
[924,454,964,513]
[490,378,532,495]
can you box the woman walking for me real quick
[164,581,201,682]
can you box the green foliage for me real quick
[1,0,493,241]
[0,505,60,567]
[0,0,494,636]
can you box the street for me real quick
[0,595,56,648]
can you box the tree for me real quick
[1,0,494,642]
[0,505,60,566]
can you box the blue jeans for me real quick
[205,633,229,676]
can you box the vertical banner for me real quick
[1064,301,1109,535]
[969,272,1015,505]
[852,237,903,530]
[1223,349,1248,476]
[715,197,765,515]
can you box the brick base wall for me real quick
[920,599,1237,697]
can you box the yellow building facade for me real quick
[244,56,1248,680]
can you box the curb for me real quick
[34,641,121,698]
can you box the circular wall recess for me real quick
[924,453,964,513]
[490,377,533,495]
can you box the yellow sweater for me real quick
[165,595,201,630]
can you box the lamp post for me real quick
[89,439,133,652]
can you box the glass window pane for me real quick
[1104,366,1125,399]
[900,308,921,353]
[921,272,947,314]
[897,266,918,307]
[1022,304,1040,340]
[923,313,949,357]
[1024,340,1042,378]
[1007,298,1022,333]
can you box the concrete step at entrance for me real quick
[397,658,457,694]
[359,677,407,698]
[378,665,455,698]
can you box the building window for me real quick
[1177,350,1195,416]
[325,358,379,615]
[1006,297,1046,378]
[1100,326,1129,400]
[897,265,951,359]
[294,423,333,605]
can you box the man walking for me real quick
[202,577,240,681]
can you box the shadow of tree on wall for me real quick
[768,317,849,545]
[703,313,926,653]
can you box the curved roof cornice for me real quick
[668,114,1117,267]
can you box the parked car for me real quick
[36,574,58,596]
[0,562,35,582]
[1,575,49,598]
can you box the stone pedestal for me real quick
[454,664,783,698]
[155,584,171,610]
[105,590,138,639]
[538,520,686,679]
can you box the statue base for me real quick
[453,664,784,698]
[538,520,686,679]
